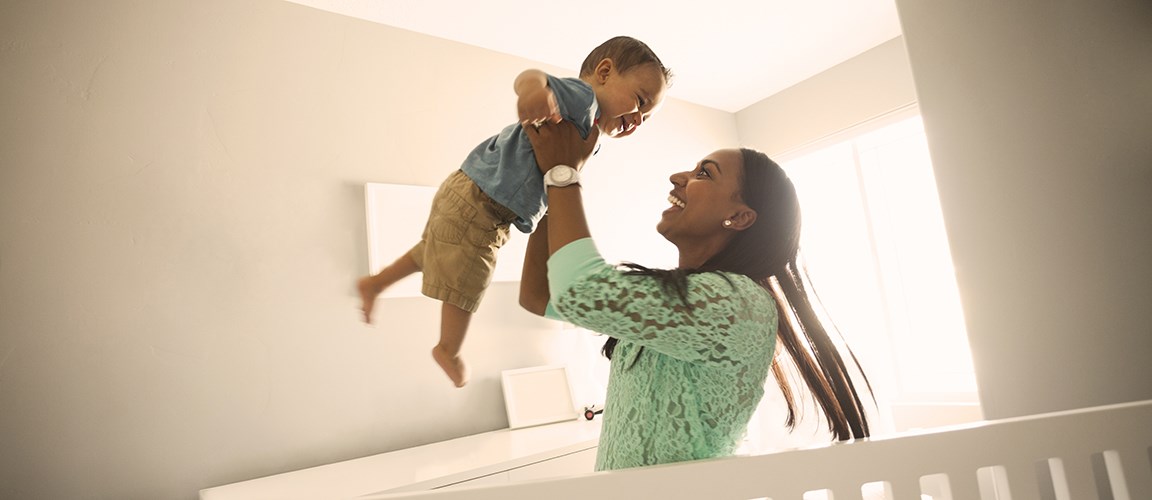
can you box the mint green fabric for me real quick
[548,238,778,470]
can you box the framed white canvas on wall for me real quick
[501,365,578,429]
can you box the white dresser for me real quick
[200,419,602,500]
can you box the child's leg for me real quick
[431,302,472,387]
[358,253,420,324]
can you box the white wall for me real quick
[895,0,1152,419]
[736,36,917,157]
[0,1,736,499]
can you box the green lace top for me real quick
[548,238,778,471]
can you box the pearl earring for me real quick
[723,220,733,227]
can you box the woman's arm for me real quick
[518,215,550,316]
[519,120,597,316]
[523,120,599,255]
[543,180,591,256]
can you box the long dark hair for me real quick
[603,148,872,441]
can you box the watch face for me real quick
[553,167,574,182]
[547,166,578,186]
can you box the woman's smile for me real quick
[663,193,686,216]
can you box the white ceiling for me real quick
[284,0,904,113]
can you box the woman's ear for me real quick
[595,58,615,83]
[727,207,757,230]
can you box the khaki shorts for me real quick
[407,170,517,313]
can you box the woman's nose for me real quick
[670,171,687,185]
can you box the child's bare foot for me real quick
[357,276,383,324]
[431,346,469,388]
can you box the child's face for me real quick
[589,61,668,139]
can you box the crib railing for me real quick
[362,400,1152,500]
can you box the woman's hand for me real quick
[517,86,561,128]
[524,119,600,175]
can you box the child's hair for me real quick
[579,36,673,84]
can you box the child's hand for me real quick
[517,85,561,128]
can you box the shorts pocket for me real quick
[428,188,476,244]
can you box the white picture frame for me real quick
[500,365,578,429]
[364,182,530,298]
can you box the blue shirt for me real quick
[460,74,597,233]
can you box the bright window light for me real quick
[781,113,978,401]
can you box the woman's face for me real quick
[657,149,747,244]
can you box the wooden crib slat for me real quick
[828,482,864,500]
[1001,461,1041,500]
[943,470,980,500]
[888,478,923,500]
[1115,445,1152,500]
[1059,454,1101,500]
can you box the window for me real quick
[780,111,978,405]
[744,111,979,452]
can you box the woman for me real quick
[519,121,871,471]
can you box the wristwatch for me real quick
[544,165,580,188]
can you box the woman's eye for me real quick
[695,169,711,178]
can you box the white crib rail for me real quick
[362,400,1152,500]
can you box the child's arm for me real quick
[514,69,561,126]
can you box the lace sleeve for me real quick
[551,261,777,368]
